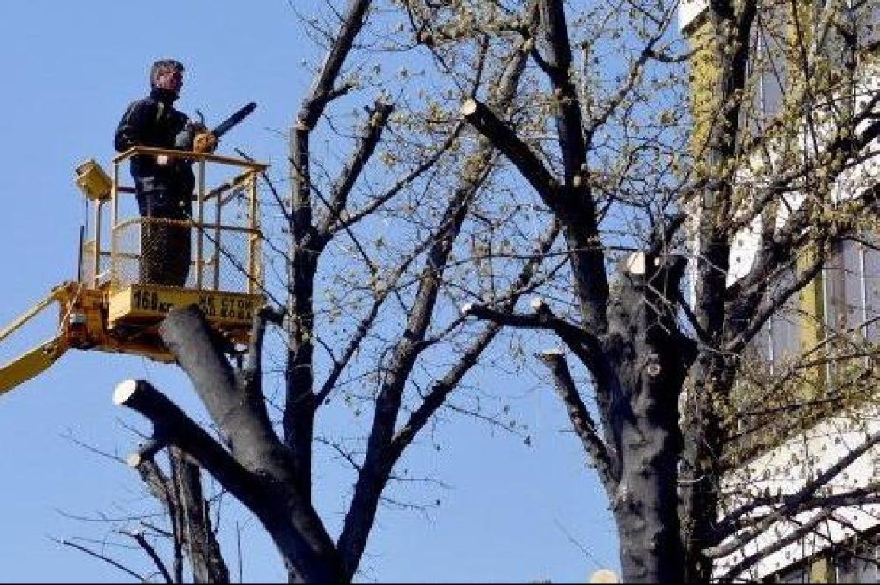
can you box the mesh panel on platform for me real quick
[111,218,258,293]
[195,226,258,294]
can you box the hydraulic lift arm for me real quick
[0,286,71,396]
[0,338,69,396]
[0,280,185,397]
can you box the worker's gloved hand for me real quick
[173,127,194,150]
[193,131,218,154]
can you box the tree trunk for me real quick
[608,361,687,582]
[604,265,691,582]
[681,355,733,583]
[157,307,344,583]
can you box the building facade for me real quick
[681,0,879,581]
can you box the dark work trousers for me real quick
[134,175,193,287]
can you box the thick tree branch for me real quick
[286,2,377,500]
[462,95,609,335]
[537,349,617,497]
[115,378,343,582]
[159,307,294,481]
[161,308,344,579]
[463,299,603,374]
[460,98,557,199]
[538,0,587,181]
[296,0,372,131]
[113,379,262,509]
[682,3,758,580]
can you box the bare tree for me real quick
[385,0,880,582]
[102,0,561,582]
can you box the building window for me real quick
[744,11,787,133]
[825,238,880,342]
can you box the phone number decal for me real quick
[198,294,256,321]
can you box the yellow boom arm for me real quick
[0,337,68,396]
[0,286,71,397]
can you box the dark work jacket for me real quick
[114,88,194,188]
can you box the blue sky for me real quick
[0,2,619,582]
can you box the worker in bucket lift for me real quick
[114,59,217,286]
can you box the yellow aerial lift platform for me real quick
[0,147,267,395]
